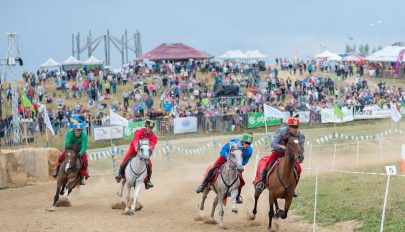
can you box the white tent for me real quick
[218,50,246,59]
[315,50,340,60]
[83,56,103,65]
[245,50,267,60]
[365,45,405,62]
[62,56,82,65]
[40,58,61,68]
[327,53,342,61]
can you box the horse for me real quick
[198,142,244,228]
[49,144,82,211]
[249,134,304,231]
[117,139,151,215]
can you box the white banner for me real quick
[173,117,197,134]
[94,126,123,141]
[282,111,311,123]
[354,105,391,120]
[321,107,354,123]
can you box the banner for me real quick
[123,121,158,140]
[94,126,123,141]
[247,112,282,128]
[174,117,197,134]
[282,111,310,124]
[353,105,391,120]
[321,107,354,123]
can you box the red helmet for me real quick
[287,117,300,127]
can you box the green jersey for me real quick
[65,130,88,157]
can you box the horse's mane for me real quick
[65,144,81,154]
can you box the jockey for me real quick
[52,116,89,185]
[115,119,157,189]
[195,133,254,204]
[254,116,305,196]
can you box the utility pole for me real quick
[72,33,75,57]
[76,32,80,60]
[121,35,125,66]
[107,29,111,66]
[104,34,108,67]
[88,30,92,57]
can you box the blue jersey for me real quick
[220,139,253,166]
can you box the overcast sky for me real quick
[0,0,404,71]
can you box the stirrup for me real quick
[115,174,122,183]
[236,195,243,204]
[196,185,205,193]
[145,182,154,189]
[79,177,86,185]
[255,182,265,191]
[52,171,58,178]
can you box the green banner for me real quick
[123,121,158,140]
[401,104,405,118]
[247,112,282,128]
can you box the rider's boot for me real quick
[79,176,85,185]
[196,167,218,193]
[236,190,243,204]
[115,165,125,183]
[145,163,153,189]
[52,166,60,178]
[255,169,268,191]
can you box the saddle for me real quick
[265,157,298,187]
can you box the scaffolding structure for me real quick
[0,33,23,144]
[71,29,142,66]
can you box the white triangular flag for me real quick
[390,102,401,123]
[263,103,285,119]
[109,109,129,126]
[43,105,55,136]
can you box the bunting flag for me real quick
[20,89,35,112]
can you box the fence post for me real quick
[308,144,313,170]
[111,143,117,175]
[332,141,337,170]
[253,152,259,177]
[165,140,171,168]
[356,140,360,167]
[313,166,319,232]
[380,174,391,232]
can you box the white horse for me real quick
[117,139,151,215]
[198,142,244,228]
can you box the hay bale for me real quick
[0,150,28,187]
[0,155,7,188]
[22,148,49,181]
[47,148,60,176]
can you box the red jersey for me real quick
[131,128,158,151]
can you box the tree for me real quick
[345,44,352,53]
[352,44,357,53]
[359,45,365,54]
[364,44,370,55]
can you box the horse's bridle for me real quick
[228,148,241,170]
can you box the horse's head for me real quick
[64,150,77,173]
[138,139,151,161]
[285,134,304,163]
[228,142,244,173]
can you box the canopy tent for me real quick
[245,50,267,60]
[62,56,82,65]
[327,53,342,61]
[342,54,364,62]
[315,50,341,60]
[84,56,103,65]
[40,58,61,69]
[218,50,246,59]
[138,43,209,61]
[365,45,405,62]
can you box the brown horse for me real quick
[249,134,303,231]
[49,144,81,211]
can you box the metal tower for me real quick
[0,33,23,144]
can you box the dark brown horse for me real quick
[49,144,81,211]
[249,134,303,231]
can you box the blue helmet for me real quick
[69,116,88,129]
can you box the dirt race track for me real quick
[0,133,403,232]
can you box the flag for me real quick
[390,102,401,123]
[109,110,129,126]
[334,102,344,121]
[20,90,35,112]
[43,105,55,136]
[263,103,285,119]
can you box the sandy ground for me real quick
[0,134,403,232]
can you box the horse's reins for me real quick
[129,151,147,187]
[218,149,240,200]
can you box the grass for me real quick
[294,162,405,232]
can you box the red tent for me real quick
[138,43,209,61]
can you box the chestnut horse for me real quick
[249,134,303,230]
[49,144,81,211]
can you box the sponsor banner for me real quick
[174,117,197,134]
[353,105,391,120]
[247,112,282,128]
[321,107,354,123]
[123,121,158,140]
[282,111,310,124]
[94,126,123,141]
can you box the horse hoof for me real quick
[231,208,238,214]
[248,213,256,221]
[219,225,228,230]
[198,203,204,211]
[46,207,55,212]
[116,192,122,198]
